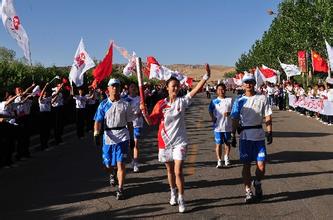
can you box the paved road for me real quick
[1,93,333,220]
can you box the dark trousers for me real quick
[86,104,96,132]
[39,111,51,149]
[0,122,16,166]
[16,115,31,159]
[53,106,64,144]
[76,108,86,138]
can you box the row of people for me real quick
[93,68,273,213]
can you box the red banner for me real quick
[311,50,328,74]
[297,50,307,73]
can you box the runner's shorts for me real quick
[134,127,141,140]
[102,140,129,168]
[158,145,187,162]
[214,131,231,145]
[239,139,266,163]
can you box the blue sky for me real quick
[0,0,281,67]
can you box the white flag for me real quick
[254,67,265,89]
[69,38,95,86]
[123,52,137,76]
[1,0,31,64]
[325,40,333,72]
[279,62,301,78]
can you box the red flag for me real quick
[311,50,328,74]
[186,77,193,87]
[92,43,113,85]
[259,65,277,84]
[297,50,307,72]
[144,56,160,77]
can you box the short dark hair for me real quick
[166,76,180,87]
[216,83,226,90]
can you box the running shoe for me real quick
[169,194,177,206]
[133,162,139,173]
[244,190,254,203]
[253,180,263,200]
[224,156,230,167]
[216,160,223,168]
[178,198,186,213]
[116,189,124,200]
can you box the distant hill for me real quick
[165,64,235,82]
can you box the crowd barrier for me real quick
[288,94,333,116]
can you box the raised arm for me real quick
[189,63,211,98]
[39,83,49,102]
[4,94,19,107]
[22,83,36,96]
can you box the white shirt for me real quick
[39,97,52,112]
[124,95,143,128]
[327,89,333,102]
[149,94,192,149]
[73,95,87,109]
[52,92,64,107]
[14,96,32,116]
[208,97,233,132]
[231,94,272,141]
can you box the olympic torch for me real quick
[136,57,145,106]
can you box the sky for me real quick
[0,0,281,67]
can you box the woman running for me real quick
[140,64,211,213]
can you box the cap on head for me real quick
[108,78,121,87]
[242,73,256,84]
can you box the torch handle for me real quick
[136,57,145,105]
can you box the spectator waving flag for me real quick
[69,38,95,87]
[1,0,31,64]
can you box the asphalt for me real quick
[0,93,333,220]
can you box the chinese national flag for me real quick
[311,50,328,74]
[297,50,307,72]
[92,43,113,85]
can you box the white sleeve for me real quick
[181,93,192,108]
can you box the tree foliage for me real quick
[235,0,333,76]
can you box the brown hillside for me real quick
[166,64,235,82]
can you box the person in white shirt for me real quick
[208,83,233,168]
[71,87,94,138]
[326,78,333,125]
[0,93,19,167]
[52,83,65,144]
[85,88,99,132]
[14,84,35,160]
[124,82,144,173]
[140,64,211,213]
[231,73,273,203]
[94,78,134,200]
[38,83,52,150]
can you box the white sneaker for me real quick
[133,164,139,173]
[216,160,222,168]
[224,158,230,167]
[169,194,177,206]
[178,198,186,213]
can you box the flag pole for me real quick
[136,57,145,105]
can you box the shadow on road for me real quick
[268,151,333,164]
[273,131,332,138]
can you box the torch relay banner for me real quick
[289,94,333,116]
